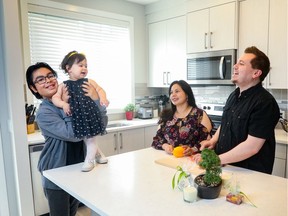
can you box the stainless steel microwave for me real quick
[187,49,237,85]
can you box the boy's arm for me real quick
[52,83,71,115]
[88,79,109,107]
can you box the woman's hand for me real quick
[82,81,98,100]
[182,145,197,156]
[162,144,173,154]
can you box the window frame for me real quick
[24,0,135,114]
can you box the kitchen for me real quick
[0,0,287,215]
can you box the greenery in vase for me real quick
[199,149,222,186]
[172,166,191,189]
[124,103,135,112]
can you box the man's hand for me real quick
[82,81,98,100]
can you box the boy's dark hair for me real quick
[26,62,58,99]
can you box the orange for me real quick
[173,146,185,158]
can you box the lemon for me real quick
[173,146,184,158]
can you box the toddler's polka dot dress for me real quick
[64,78,105,139]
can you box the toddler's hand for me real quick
[100,99,109,107]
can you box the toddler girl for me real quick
[52,51,109,172]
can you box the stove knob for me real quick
[207,106,211,110]
[203,106,207,110]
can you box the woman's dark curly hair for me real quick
[160,80,197,123]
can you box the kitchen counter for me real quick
[44,148,288,216]
[27,121,287,146]
[27,118,159,145]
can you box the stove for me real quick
[197,103,225,134]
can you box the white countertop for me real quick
[44,148,288,216]
[27,119,288,146]
[27,118,158,145]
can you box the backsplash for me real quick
[135,83,287,116]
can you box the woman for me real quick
[26,62,105,216]
[152,80,212,156]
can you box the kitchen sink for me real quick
[106,123,132,128]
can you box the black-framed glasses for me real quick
[33,73,56,85]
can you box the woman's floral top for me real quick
[151,107,210,152]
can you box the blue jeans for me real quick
[44,188,80,216]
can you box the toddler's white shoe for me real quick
[81,159,95,172]
[95,151,108,164]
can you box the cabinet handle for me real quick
[167,72,171,85]
[119,133,123,149]
[113,134,117,151]
[204,33,208,49]
[163,72,167,85]
[210,32,213,49]
[268,71,271,86]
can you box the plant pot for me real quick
[194,174,222,199]
[125,111,134,120]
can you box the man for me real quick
[198,46,280,174]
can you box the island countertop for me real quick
[44,148,288,216]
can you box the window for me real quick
[28,7,133,112]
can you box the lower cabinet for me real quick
[272,143,287,178]
[96,128,145,156]
[144,125,158,148]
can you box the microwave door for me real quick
[219,56,226,79]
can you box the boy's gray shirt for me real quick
[36,99,107,190]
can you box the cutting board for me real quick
[154,156,203,175]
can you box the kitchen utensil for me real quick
[27,115,35,125]
[279,117,288,133]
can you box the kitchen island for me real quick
[44,148,287,216]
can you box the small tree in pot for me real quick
[194,148,222,199]
[124,103,135,120]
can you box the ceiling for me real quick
[125,0,160,5]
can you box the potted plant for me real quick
[194,149,222,199]
[124,103,135,120]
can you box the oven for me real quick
[198,103,224,134]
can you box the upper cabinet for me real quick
[148,16,186,87]
[187,2,237,53]
[239,0,287,89]
[266,0,287,89]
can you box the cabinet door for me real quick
[148,21,166,87]
[272,143,287,178]
[96,133,118,157]
[119,128,145,154]
[266,0,287,89]
[272,158,286,178]
[144,125,158,148]
[238,0,269,55]
[166,16,187,82]
[187,9,209,53]
[209,2,236,51]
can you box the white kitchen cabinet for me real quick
[266,0,287,89]
[148,16,186,87]
[239,0,287,89]
[272,143,287,178]
[96,128,145,156]
[238,0,269,55]
[144,125,158,148]
[187,2,236,53]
